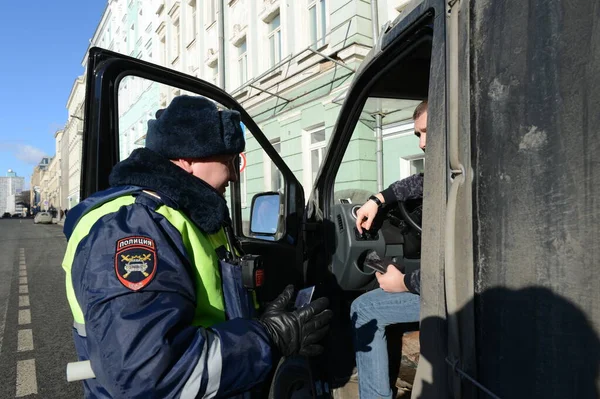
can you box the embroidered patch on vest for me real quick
[115,236,157,291]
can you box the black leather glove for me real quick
[259,285,333,357]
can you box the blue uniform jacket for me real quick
[63,149,275,398]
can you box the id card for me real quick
[294,286,315,309]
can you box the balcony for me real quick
[230,23,247,46]
[258,0,280,23]
[205,48,218,67]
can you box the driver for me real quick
[350,100,427,398]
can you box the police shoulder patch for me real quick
[115,236,157,291]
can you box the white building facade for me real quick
[0,170,25,214]
[65,76,85,209]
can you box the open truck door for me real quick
[82,47,306,302]
[81,47,319,398]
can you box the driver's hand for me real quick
[355,199,379,234]
[376,266,408,293]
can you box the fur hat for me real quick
[145,95,245,159]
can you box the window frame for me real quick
[186,0,198,45]
[238,39,248,87]
[205,0,217,26]
[267,14,282,67]
[399,155,425,179]
[171,18,181,63]
[308,0,328,49]
[302,124,327,193]
[263,137,283,192]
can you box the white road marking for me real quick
[0,249,21,361]
[19,265,26,271]
[19,270,27,277]
[16,359,38,397]
[19,286,28,294]
[18,309,31,325]
[19,277,27,285]
[17,329,34,352]
[19,296,30,307]
[0,294,7,357]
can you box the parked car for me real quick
[1,212,10,218]
[33,212,53,224]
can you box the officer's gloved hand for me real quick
[259,285,333,357]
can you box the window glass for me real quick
[311,130,326,144]
[270,14,280,30]
[206,0,217,25]
[333,98,422,205]
[308,0,327,48]
[238,39,248,86]
[309,4,317,46]
[268,14,282,66]
[320,0,326,43]
[411,158,425,175]
[303,124,327,193]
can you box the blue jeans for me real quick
[350,289,420,399]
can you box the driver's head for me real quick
[413,100,428,152]
[145,95,245,195]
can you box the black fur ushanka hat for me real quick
[145,95,245,159]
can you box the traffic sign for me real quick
[239,153,247,173]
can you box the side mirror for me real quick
[250,192,281,240]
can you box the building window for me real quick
[400,156,425,179]
[308,0,327,49]
[240,156,248,208]
[268,14,282,67]
[308,126,326,185]
[172,18,181,61]
[238,39,248,86]
[206,0,217,25]
[159,34,166,65]
[269,139,283,192]
[187,0,197,44]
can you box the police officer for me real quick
[62,95,332,398]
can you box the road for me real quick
[0,219,82,398]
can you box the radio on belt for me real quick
[240,254,264,289]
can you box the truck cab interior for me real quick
[304,15,434,393]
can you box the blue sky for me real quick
[0,1,107,188]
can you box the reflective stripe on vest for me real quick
[62,195,228,330]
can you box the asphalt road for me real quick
[0,219,82,398]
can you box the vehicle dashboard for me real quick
[329,199,422,291]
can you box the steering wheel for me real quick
[398,200,423,233]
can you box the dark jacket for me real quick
[381,173,424,206]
